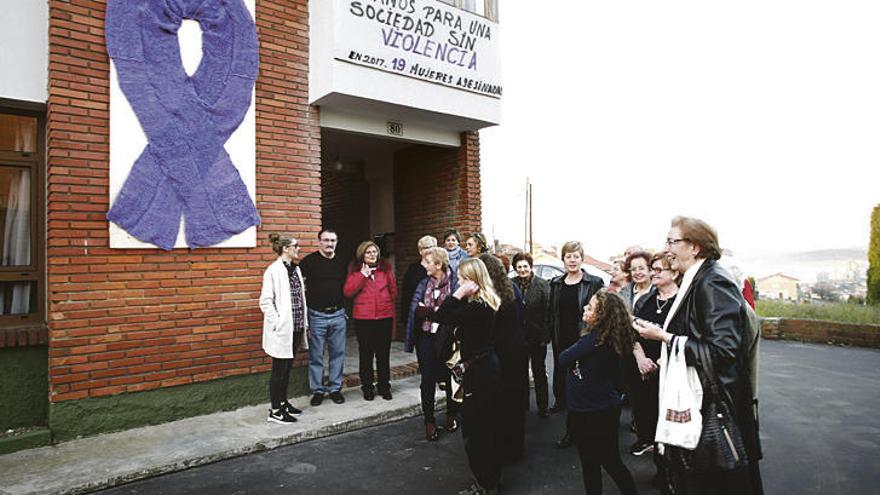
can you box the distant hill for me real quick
[789,248,867,262]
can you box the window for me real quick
[0,108,44,326]
[439,0,498,22]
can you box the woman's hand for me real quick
[633,318,672,343]
[360,263,372,278]
[453,280,479,299]
[636,355,658,379]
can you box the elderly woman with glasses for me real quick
[635,216,763,495]
[618,251,653,311]
[626,253,679,484]
[344,240,398,401]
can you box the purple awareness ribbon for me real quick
[105,0,260,250]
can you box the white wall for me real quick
[0,1,49,102]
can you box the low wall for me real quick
[761,318,880,348]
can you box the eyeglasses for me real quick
[651,267,669,274]
[665,238,688,246]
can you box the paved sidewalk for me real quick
[0,338,428,495]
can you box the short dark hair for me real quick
[318,228,338,239]
[512,252,533,268]
[442,229,461,243]
[623,251,652,274]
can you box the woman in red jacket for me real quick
[344,240,398,401]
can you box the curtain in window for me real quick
[0,169,31,314]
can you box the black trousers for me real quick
[551,338,575,408]
[496,349,529,464]
[462,353,501,490]
[415,332,460,423]
[268,334,300,409]
[570,406,638,495]
[355,318,392,393]
[629,365,660,445]
[527,343,549,412]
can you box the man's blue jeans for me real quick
[307,308,347,394]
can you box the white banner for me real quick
[335,0,502,98]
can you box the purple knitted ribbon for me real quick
[105,0,260,250]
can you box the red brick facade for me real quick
[45,1,482,402]
[46,0,320,403]
[392,132,482,337]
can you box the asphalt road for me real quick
[98,340,880,495]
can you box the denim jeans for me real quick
[307,309,347,394]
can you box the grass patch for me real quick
[756,299,880,325]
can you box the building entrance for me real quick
[319,128,479,339]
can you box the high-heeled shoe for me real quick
[445,416,459,433]
[425,422,439,441]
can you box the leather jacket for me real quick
[666,259,761,462]
[518,275,551,345]
[547,269,604,350]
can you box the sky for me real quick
[480,0,880,268]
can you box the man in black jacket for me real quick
[546,241,604,448]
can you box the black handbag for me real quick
[433,323,457,362]
[667,342,749,473]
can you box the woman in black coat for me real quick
[481,253,529,464]
[547,241,605,448]
[435,257,501,495]
[635,216,763,495]
[513,252,551,418]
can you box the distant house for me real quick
[757,273,801,301]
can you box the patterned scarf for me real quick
[285,261,305,333]
[422,270,452,333]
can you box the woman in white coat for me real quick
[260,233,310,424]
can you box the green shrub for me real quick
[868,205,880,305]
[757,299,880,325]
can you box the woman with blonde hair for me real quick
[547,240,605,448]
[259,233,309,424]
[344,240,397,401]
[435,257,502,494]
[405,246,460,441]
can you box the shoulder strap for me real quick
[697,341,736,411]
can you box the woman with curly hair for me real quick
[559,289,638,495]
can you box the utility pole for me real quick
[524,177,534,255]
[523,177,529,253]
[529,182,535,256]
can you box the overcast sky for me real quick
[481,0,880,263]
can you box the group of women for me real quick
[259,216,763,495]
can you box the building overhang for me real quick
[309,0,502,140]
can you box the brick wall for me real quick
[392,132,481,338]
[761,318,880,348]
[321,167,370,262]
[46,0,320,403]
